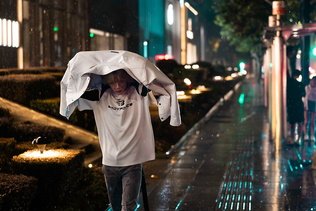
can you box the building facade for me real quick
[0,0,89,68]
[0,0,205,68]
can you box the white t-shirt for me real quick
[78,86,155,166]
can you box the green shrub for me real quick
[8,121,65,143]
[0,74,59,105]
[0,173,37,211]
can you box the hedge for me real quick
[7,121,65,143]
[0,173,37,211]
[0,108,13,135]
[0,74,59,106]
[30,98,97,133]
[0,138,16,172]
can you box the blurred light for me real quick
[227,67,233,71]
[231,72,239,78]
[296,75,302,82]
[225,76,233,81]
[313,47,316,56]
[196,85,210,92]
[150,174,159,179]
[53,26,59,32]
[176,91,185,96]
[176,91,192,102]
[183,78,191,86]
[167,4,174,25]
[239,62,246,71]
[184,64,191,69]
[0,19,19,48]
[0,20,2,46]
[89,28,105,37]
[192,64,199,69]
[143,40,148,58]
[7,20,11,47]
[3,19,7,46]
[213,76,224,81]
[154,54,174,61]
[184,2,198,15]
[190,89,201,94]
[88,163,93,168]
[89,32,95,38]
[180,0,184,7]
[186,30,194,39]
[238,93,245,105]
[12,21,19,47]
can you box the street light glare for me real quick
[184,2,198,15]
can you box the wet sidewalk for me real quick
[142,77,316,211]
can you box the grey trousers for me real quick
[102,164,142,211]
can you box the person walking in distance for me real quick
[304,76,316,142]
[286,69,305,144]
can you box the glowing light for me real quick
[167,4,174,25]
[225,76,233,81]
[15,149,81,162]
[7,20,12,47]
[150,174,159,179]
[313,47,316,56]
[0,18,19,48]
[12,21,19,47]
[190,89,201,94]
[213,76,224,81]
[192,64,199,69]
[231,72,239,78]
[154,54,174,61]
[176,91,192,102]
[183,78,191,86]
[196,85,210,92]
[53,26,59,32]
[184,2,198,15]
[186,30,194,39]
[184,64,191,69]
[20,150,66,159]
[3,19,7,46]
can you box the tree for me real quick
[212,0,300,71]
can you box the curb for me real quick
[165,81,243,156]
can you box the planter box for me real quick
[12,149,84,209]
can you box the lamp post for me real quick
[271,1,286,150]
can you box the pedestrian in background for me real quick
[304,76,316,142]
[286,69,305,144]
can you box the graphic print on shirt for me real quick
[116,99,125,106]
[108,97,133,111]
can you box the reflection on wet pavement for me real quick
[142,78,316,211]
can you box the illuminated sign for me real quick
[0,18,19,48]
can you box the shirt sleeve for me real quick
[77,98,96,111]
